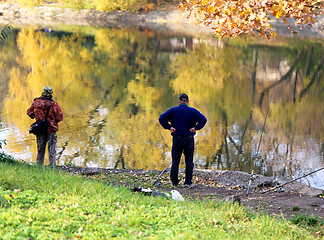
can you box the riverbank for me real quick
[58,165,324,219]
[0,160,323,238]
[1,151,323,219]
[0,2,210,35]
[0,1,324,37]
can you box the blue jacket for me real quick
[159,103,207,136]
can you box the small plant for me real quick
[0,152,16,165]
[64,159,76,167]
[292,206,302,212]
[0,139,6,149]
[0,24,13,41]
[290,214,323,228]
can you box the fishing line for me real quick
[32,72,86,170]
[246,88,274,196]
[53,73,85,100]
[51,72,86,167]
[261,166,324,194]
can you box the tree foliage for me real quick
[179,0,324,38]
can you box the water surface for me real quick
[0,25,323,189]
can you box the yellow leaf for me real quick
[270,32,278,37]
[276,11,284,19]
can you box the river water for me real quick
[0,25,323,189]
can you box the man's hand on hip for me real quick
[170,127,176,133]
[189,128,196,133]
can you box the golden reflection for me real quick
[0,26,323,181]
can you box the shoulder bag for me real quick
[29,104,52,135]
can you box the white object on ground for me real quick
[170,190,185,201]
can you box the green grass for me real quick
[0,155,322,239]
[290,214,323,234]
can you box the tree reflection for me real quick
[0,26,323,186]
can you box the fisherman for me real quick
[159,94,207,188]
[27,86,63,167]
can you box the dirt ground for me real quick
[59,166,324,220]
[175,182,324,219]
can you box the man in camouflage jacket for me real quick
[27,86,63,167]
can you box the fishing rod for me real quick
[152,161,172,186]
[246,89,274,196]
[53,73,85,100]
[261,166,324,194]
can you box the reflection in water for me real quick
[0,26,323,189]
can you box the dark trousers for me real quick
[36,133,57,166]
[170,135,194,185]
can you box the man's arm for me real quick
[159,109,172,130]
[54,103,63,122]
[27,102,35,119]
[193,110,207,130]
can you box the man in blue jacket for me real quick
[159,94,207,188]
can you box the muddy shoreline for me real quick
[1,2,324,37]
[59,166,324,197]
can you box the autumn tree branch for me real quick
[299,54,324,100]
[258,49,304,107]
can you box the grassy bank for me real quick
[0,155,322,239]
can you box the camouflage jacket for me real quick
[27,97,63,133]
